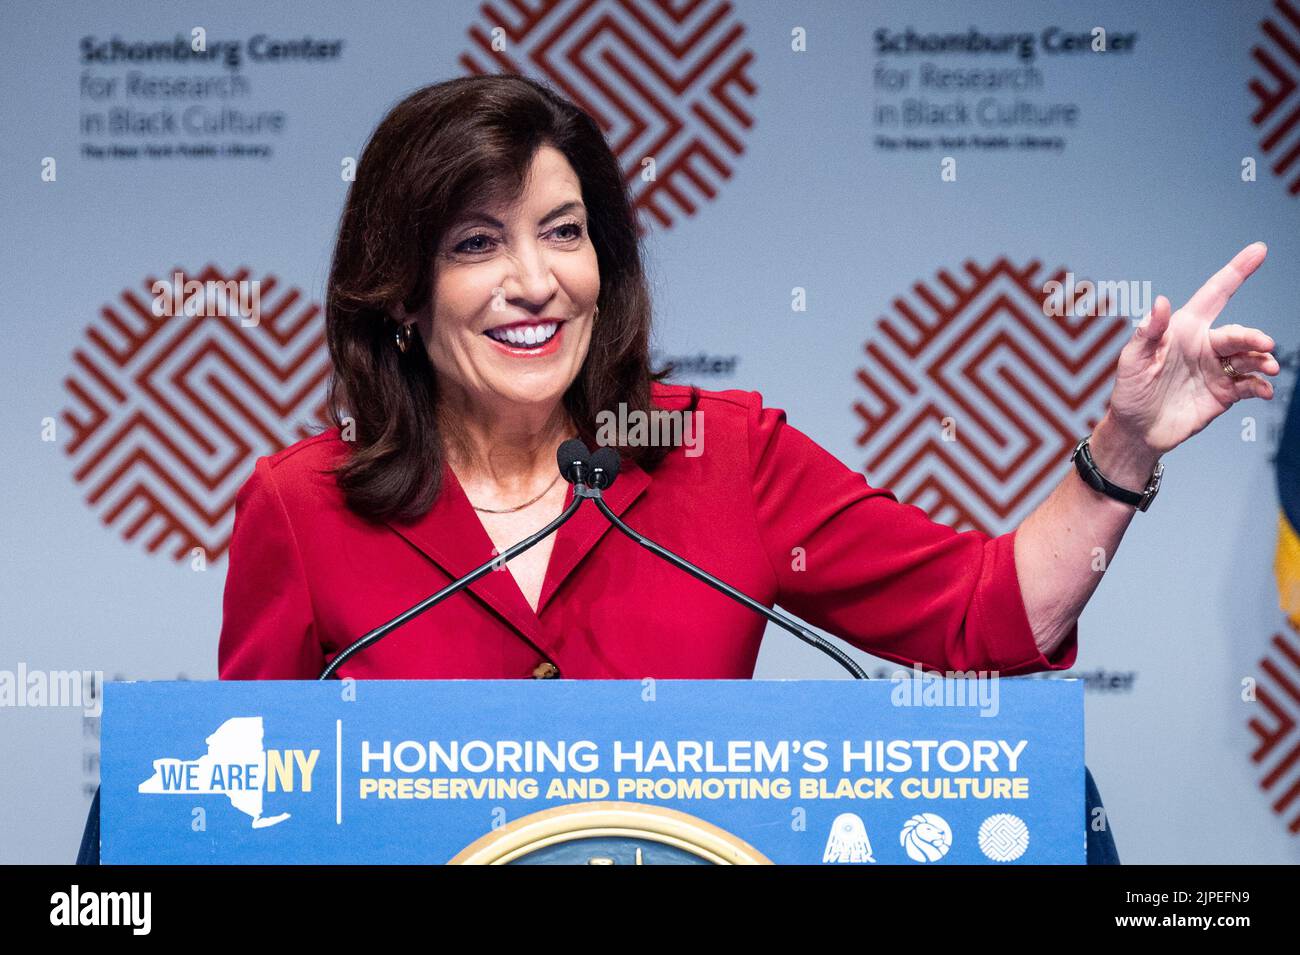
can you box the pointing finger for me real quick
[1183,242,1268,320]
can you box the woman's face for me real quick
[415,145,600,417]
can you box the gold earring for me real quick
[395,323,413,353]
[593,306,600,323]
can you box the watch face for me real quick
[1140,463,1164,510]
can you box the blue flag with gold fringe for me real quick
[1278,381,1300,632]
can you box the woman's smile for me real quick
[482,317,566,357]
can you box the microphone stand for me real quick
[318,490,586,680]
[318,440,867,681]
[580,484,868,680]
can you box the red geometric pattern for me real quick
[459,0,756,231]
[60,265,330,562]
[1248,627,1300,834]
[1250,0,1300,196]
[854,258,1129,536]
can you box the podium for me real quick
[92,677,1090,864]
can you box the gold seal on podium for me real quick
[448,800,774,865]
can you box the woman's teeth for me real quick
[485,322,559,347]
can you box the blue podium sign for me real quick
[101,678,1084,864]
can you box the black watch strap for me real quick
[1070,436,1164,512]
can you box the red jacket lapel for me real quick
[537,458,650,614]
[382,457,652,653]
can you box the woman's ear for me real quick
[388,289,430,326]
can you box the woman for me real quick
[80,74,1278,864]
[219,74,1279,684]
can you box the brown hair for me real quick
[323,74,697,522]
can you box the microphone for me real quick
[557,437,593,486]
[318,441,594,680]
[588,445,620,489]
[583,445,868,680]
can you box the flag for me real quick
[1277,380,1300,632]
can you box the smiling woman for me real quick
[323,75,697,525]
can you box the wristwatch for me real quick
[1070,436,1164,512]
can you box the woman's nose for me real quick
[502,241,558,304]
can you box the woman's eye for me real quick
[453,223,582,255]
[455,234,495,254]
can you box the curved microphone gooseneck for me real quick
[317,440,594,680]
[318,439,867,681]
[580,446,868,680]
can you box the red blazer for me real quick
[217,384,1077,680]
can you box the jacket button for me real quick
[532,661,559,679]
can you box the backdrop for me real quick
[2,0,1297,864]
